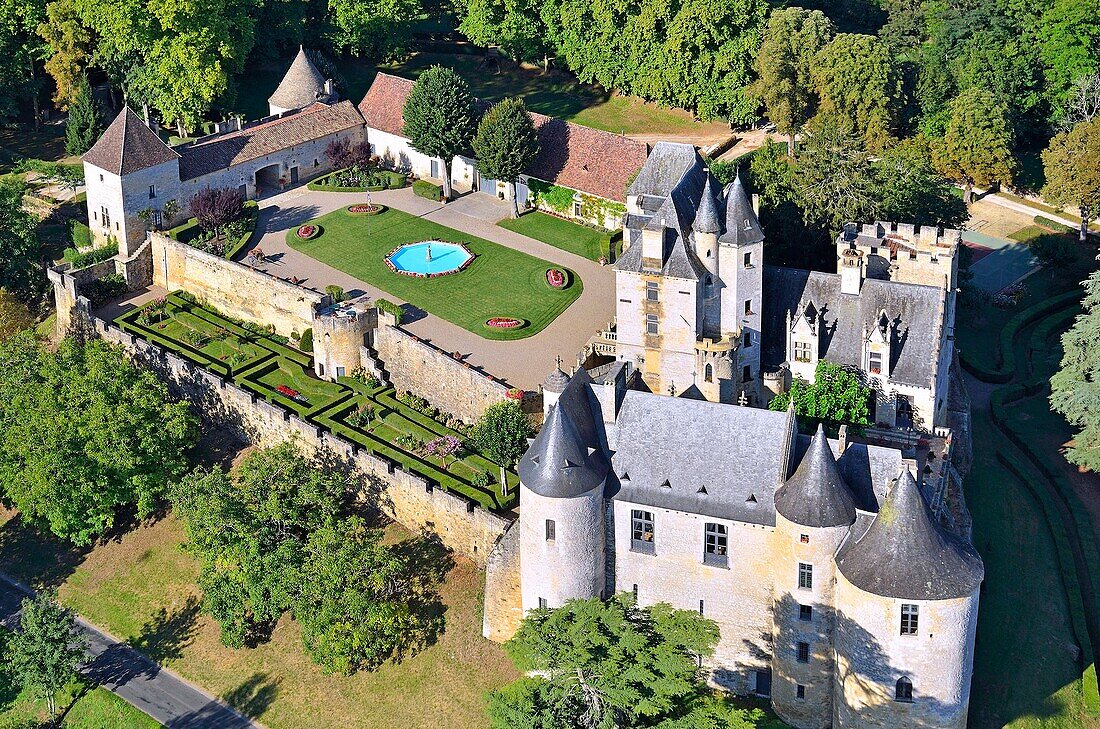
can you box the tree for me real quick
[470,400,533,469]
[0,0,48,127]
[749,7,833,157]
[402,66,477,201]
[189,187,244,238]
[458,0,550,69]
[171,442,348,647]
[295,516,447,674]
[1059,73,1100,130]
[487,594,720,728]
[472,97,539,218]
[0,332,196,543]
[0,178,43,303]
[1036,0,1100,118]
[37,0,91,109]
[324,137,372,170]
[1051,267,1100,470]
[0,288,35,340]
[328,0,421,59]
[768,361,871,428]
[7,590,87,719]
[872,137,968,230]
[794,121,878,238]
[812,33,902,152]
[64,74,101,155]
[1041,118,1100,241]
[933,88,1016,204]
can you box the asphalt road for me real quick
[0,575,260,729]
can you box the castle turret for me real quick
[518,371,608,612]
[717,172,764,404]
[833,469,983,728]
[312,300,373,380]
[771,424,857,729]
[693,176,720,277]
[541,364,570,415]
[268,47,333,115]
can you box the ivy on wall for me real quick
[526,178,626,227]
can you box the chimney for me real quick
[751,193,760,217]
[840,245,863,296]
[324,79,336,99]
[142,103,151,127]
[837,424,849,454]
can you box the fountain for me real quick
[385,240,474,278]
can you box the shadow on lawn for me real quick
[0,511,89,590]
[130,595,202,665]
[222,672,281,720]
[260,203,321,233]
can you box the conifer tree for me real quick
[1051,269,1100,470]
[64,75,102,156]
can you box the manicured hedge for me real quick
[64,241,117,269]
[69,219,92,248]
[307,169,407,192]
[413,179,443,201]
[375,297,405,325]
[1034,215,1076,235]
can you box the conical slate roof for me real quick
[83,106,179,176]
[518,370,608,498]
[718,173,765,246]
[542,366,570,394]
[692,176,721,233]
[775,425,857,528]
[268,47,327,111]
[837,469,984,600]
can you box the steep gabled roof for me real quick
[269,47,328,111]
[83,106,179,176]
[836,469,984,599]
[775,425,857,528]
[518,371,608,498]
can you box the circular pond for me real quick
[385,240,474,277]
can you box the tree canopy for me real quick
[1041,117,1100,241]
[768,360,872,429]
[7,590,88,719]
[470,399,534,468]
[0,178,45,305]
[0,332,196,544]
[64,73,100,154]
[402,66,477,201]
[933,88,1016,203]
[812,33,902,152]
[472,97,539,218]
[1051,270,1100,471]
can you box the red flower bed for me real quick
[296,224,320,240]
[347,204,384,215]
[486,317,524,329]
[276,384,300,399]
[506,388,524,400]
[546,268,566,288]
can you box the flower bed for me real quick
[506,388,524,400]
[276,384,301,399]
[546,267,567,288]
[347,204,385,215]
[296,224,321,240]
[486,317,525,330]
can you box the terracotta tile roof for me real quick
[83,106,180,175]
[179,101,365,181]
[357,73,648,202]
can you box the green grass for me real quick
[287,206,581,340]
[0,126,71,173]
[115,293,518,510]
[498,211,615,262]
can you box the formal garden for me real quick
[114,292,519,510]
[497,210,622,263]
[285,206,581,340]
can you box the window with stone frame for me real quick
[797,642,810,663]
[794,341,812,363]
[799,604,813,622]
[895,676,913,702]
[646,314,659,336]
[545,519,556,541]
[900,603,919,635]
[703,523,728,567]
[646,280,659,301]
[796,685,806,699]
[869,350,883,375]
[798,562,813,590]
[631,509,655,554]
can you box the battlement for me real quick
[838,221,960,291]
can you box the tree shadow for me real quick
[260,204,322,233]
[386,531,454,663]
[221,672,281,719]
[130,595,202,665]
[0,511,89,590]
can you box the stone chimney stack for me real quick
[840,246,864,296]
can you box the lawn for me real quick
[115,293,519,510]
[0,511,519,729]
[498,211,617,262]
[0,126,72,173]
[286,206,582,340]
[0,679,161,729]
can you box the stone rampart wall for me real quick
[150,232,325,337]
[375,325,510,423]
[95,317,511,567]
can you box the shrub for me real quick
[63,241,117,269]
[395,433,423,452]
[413,179,443,200]
[471,470,493,490]
[69,220,92,248]
[351,368,380,389]
[299,328,313,352]
[375,298,404,325]
[1030,234,1075,269]
[189,187,245,234]
[397,390,435,416]
[1034,215,1076,235]
[181,328,208,348]
[325,284,346,302]
[348,403,376,429]
[83,273,127,306]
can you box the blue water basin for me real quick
[386,240,473,276]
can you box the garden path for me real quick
[246,186,615,391]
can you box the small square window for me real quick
[796,684,806,699]
[646,281,659,301]
[794,341,812,363]
[798,563,813,590]
[799,604,813,622]
[545,519,556,541]
[646,314,659,336]
[800,533,810,544]
[744,299,752,315]
[797,642,809,663]
[870,350,883,375]
[538,597,548,609]
[743,251,753,267]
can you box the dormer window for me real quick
[869,350,882,375]
[743,218,751,231]
[794,341,812,363]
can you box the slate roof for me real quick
[542,366,570,393]
[837,469,984,599]
[83,106,180,176]
[178,101,365,181]
[356,73,647,202]
[761,266,944,388]
[718,174,765,247]
[518,371,608,498]
[609,392,792,525]
[269,47,328,111]
[692,176,721,233]
[775,425,857,528]
[627,142,699,198]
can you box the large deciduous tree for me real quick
[794,121,878,237]
[487,594,721,728]
[0,288,34,340]
[1051,268,1100,470]
[402,66,476,202]
[64,74,101,154]
[471,97,539,218]
[328,0,420,59]
[0,178,43,303]
[1041,118,1100,241]
[812,33,902,152]
[458,0,550,70]
[7,590,88,719]
[933,88,1016,204]
[749,7,833,157]
[0,332,196,544]
[768,361,872,428]
[0,0,48,126]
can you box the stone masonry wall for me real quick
[375,325,510,423]
[93,317,511,567]
[482,521,523,641]
[150,232,325,337]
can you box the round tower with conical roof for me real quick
[541,362,570,416]
[833,469,983,728]
[518,370,608,612]
[770,424,858,728]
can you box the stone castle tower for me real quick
[512,370,984,728]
